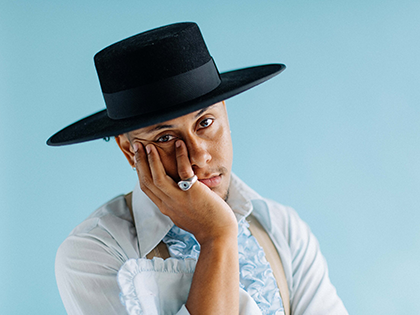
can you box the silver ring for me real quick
[177,175,198,191]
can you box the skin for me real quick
[115,101,239,315]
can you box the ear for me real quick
[115,134,135,168]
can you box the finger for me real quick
[175,140,195,180]
[145,144,178,193]
[133,142,154,190]
[132,143,173,216]
[133,142,151,182]
[133,142,164,195]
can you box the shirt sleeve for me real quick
[55,228,130,315]
[267,201,348,315]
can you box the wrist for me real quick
[199,229,238,251]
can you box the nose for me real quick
[185,135,211,169]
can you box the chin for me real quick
[212,182,230,202]
[214,188,229,202]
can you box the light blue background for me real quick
[1,1,419,314]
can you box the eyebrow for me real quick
[143,106,210,134]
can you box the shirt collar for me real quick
[132,172,263,257]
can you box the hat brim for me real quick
[47,64,285,146]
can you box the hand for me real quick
[133,140,237,245]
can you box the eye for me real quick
[199,118,214,129]
[155,134,176,143]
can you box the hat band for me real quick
[104,58,221,120]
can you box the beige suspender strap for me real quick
[248,215,290,315]
[146,241,170,260]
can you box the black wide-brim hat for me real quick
[47,22,285,146]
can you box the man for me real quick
[48,22,348,314]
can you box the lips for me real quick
[198,175,222,188]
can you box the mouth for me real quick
[198,175,222,188]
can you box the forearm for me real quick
[132,140,240,313]
[186,235,239,315]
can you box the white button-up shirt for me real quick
[56,173,348,314]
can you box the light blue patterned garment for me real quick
[162,219,284,315]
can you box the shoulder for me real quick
[254,197,319,271]
[57,193,135,245]
[56,194,138,274]
[69,194,133,235]
[263,199,310,240]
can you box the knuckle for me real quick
[153,176,165,189]
[139,181,147,191]
[176,148,187,158]
[140,175,152,188]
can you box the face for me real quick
[117,102,233,200]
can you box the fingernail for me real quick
[132,143,139,152]
[146,145,151,154]
[176,140,181,148]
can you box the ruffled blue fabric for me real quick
[163,225,200,260]
[162,219,283,315]
[237,219,283,314]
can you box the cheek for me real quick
[208,129,233,175]
[215,129,233,160]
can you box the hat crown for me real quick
[94,22,212,94]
